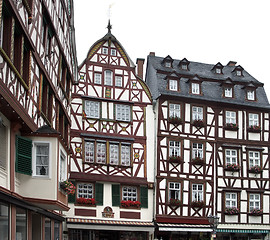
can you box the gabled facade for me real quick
[145,53,270,240]
[66,24,155,240]
[0,0,77,239]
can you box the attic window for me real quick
[102,47,108,55]
[165,62,171,68]
[215,68,222,74]
[247,90,255,101]
[111,49,116,56]
[181,64,188,70]
[236,70,242,76]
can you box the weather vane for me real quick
[107,3,114,33]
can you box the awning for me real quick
[157,223,212,232]
[66,218,155,232]
[217,229,269,234]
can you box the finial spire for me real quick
[107,20,112,33]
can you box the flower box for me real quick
[120,200,141,208]
[224,163,241,172]
[168,116,182,125]
[249,209,263,216]
[191,157,205,165]
[77,197,96,206]
[191,200,204,208]
[224,123,238,131]
[192,120,204,128]
[60,181,76,195]
[248,166,263,174]
[225,207,239,215]
[169,198,182,207]
[168,156,183,164]
[247,125,261,133]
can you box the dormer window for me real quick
[212,62,223,75]
[179,58,190,71]
[233,65,244,77]
[224,87,233,98]
[191,83,200,94]
[169,79,178,91]
[165,61,171,68]
[102,47,108,55]
[236,70,242,76]
[162,55,173,68]
[181,64,188,70]
[247,90,255,101]
[216,68,222,74]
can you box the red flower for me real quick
[77,197,96,205]
[121,200,141,208]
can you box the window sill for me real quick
[223,126,238,131]
[247,128,261,133]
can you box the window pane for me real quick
[94,73,101,84]
[54,221,60,240]
[121,145,130,166]
[109,144,119,165]
[122,186,137,201]
[85,101,100,118]
[45,218,51,240]
[0,202,9,240]
[77,183,93,199]
[116,104,130,121]
[85,142,95,163]
[36,144,49,176]
[96,142,106,164]
[16,207,27,240]
[105,70,112,86]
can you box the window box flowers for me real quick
[168,156,183,164]
[225,207,239,215]
[192,119,204,128]
[224,123,238,131]
[169,198,182,207]
[248,166,263,174]
[120,200,141,208]
[247,125,261,133]
[77,197,96,206]
[224,163,241,172]
[60,180,76,195]
[249,208,263,216]
[191,157,205,166]
[168,116,182,125]
[191,200,204,208]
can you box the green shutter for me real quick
[16,136,32,175]
[95,183,104,205]
[140,186,148,208]
[68,181,76,203]
[112,184,120,206]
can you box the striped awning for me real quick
[217,229,269,234]
[157,223,212,232]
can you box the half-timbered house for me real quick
[66,23,155,240]
[145,53,270,240]
[0,0,77,239]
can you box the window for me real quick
[249,113,259,127]
[105,70,113,86]
[85,141,94,163]
[192,143,203,159]
[121,144,131,166]
[111,49,116,56]
[192,106,203,121]
[0,123,7,169]
[225,111,236,124]
[122,186,137,201]
[96,142,106,164]
[169,182,181,200]
[169,80,178,91]
[192,184,203,201]
[109,143,119,165]
[84,101,100,119]
[215,68,221,74]
[33,143,50,176]
[102,47,108,54]
[236,70,242,76]
[0,16,3,47]
[169,141,181,157]
[115,76,122,87]
[191,83,200,94]
[165,62,171,68]
[54,221,60,240]
[45,218,51,240]
[0,202,9,240]
[224,87,233,98]
[225,149,237,164]
[41,75,53,122]
[247,90,255,101]
[225,193,237,208]
[41,12,54,56]
[115,104,131,122]
[16,207,27,240]
[249,194,260,211]
[77,183,94,199]
[169,103,180,118]
[59,151,66,182]
[181,64,188,70]
[94,73,101,84]
[249,151,260,167]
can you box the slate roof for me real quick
[145,55,270,110]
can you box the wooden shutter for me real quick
[95,183,103,205]
[16,136,32,175]
[140,186,148,208]
[0,125,7,168]
[68,181,76,203]
[112,184,120,206]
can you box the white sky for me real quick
[74,0,270,94]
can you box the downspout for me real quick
[152,99,157,230]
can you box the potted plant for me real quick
[224,123,238,130]
[192,119,204,128]
[248,165,263,174]
[249,208,263,216]
[191,156,205,165]
[224,163,241,172]
[168,156,183,163]
[247,125,261,133]
[77,197,96,206]
[224,207,239,215]
[60,180,76,195]
[168,116,182,125]
[169,198,182,207]
[191,200,204,208]
[120,200,141,208]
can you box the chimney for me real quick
[136,58,145,80]
[227,61,237,66]
[149,52,155,56]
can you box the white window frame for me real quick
[96,142,106,164]
[59,150,67,182]
[120,144,131,166]
[191,83,200,94]
[165,62,171,68]
[192,143,203,159]
[77,183,94,199]
[84,101,100,119]
[192,106,203,121]
[85,141,95,163]
[225,193,237,208]
[247,90,255,101]
[192,184,203,201]
[169,141,181,157]
[181,64,187,70]
[169,182,181,200]
[111,48,116,56]
[249,193,260,211]
[249,113,259,127]
[249,151,260,167]
[122,186,137,201]
[115,76,123,87]
[236,70,242,76]
[102,47,108,55]
[169,80,178,91]
[225,149,237,165]
[105,70,113,86]
[215,68,221,74]
[225,111,236,124]
[224,87,232,98]
[33,142,50,177]
[109,143,119,165]
[169,103,180,118]
[115,104,131,122]
[94,72,101,84]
